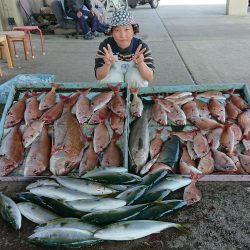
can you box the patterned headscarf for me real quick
[110,10,136,27]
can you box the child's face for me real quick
[112,25,134,49]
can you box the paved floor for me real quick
[1,1,250,87]
[0,1,250,249]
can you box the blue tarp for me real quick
[0,74,55,104]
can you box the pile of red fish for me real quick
[129,88,250,175]
[0,83,126,176]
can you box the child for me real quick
[95,9,154,87]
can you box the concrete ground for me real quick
[0,0,250,249]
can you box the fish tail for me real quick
[23,91,31,100]
[83,133,92,142]
[77,88,91,96]
[31,91,42,98]
[167,130,175,137]
[223,88,235,95]
[66,93,80,107]
[51,83,61,89]
[59,94,72,102]
[111,132,121,142]
[156,127,164,134]
[190,171,204,182]
[151,95,158,101]
[99,108,109,123]
[108,83,122,93]
[176,222,190,234]
[130,87,138,94]
[242,133,250,140]
[192,92,198,98]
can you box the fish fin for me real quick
[130,87,138,94]
[176,222,191,234]
[67,93,80,107]
[171,124,185,132]
[51,83,61,90]
[153,197,165,203]
[51,145,65,155]
[190,171,204,182]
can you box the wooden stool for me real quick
[13,26,45,58]
[0,31,28,67]
[0,35,13,68]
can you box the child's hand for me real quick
[102,44,116,66]
[133,44,147,65]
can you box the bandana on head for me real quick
[110,10,136,27]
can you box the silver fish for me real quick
[149,176,191,192]
[94,220,186,240]
[17,202,60,224]
[54,177,115,195]
[129,109,150,173]
[29,186,95,201]
[34,218,99,233]
[0,193,22,230]
[26,179,59,190]
[66,198,126,212]
[28,228,97,247]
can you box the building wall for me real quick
[0,0,52,30]
[0,0,24,30]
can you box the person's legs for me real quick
[98,68,124,84]
[125,66,149,87]
[67,10,94,39]
[82,10,106,35]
